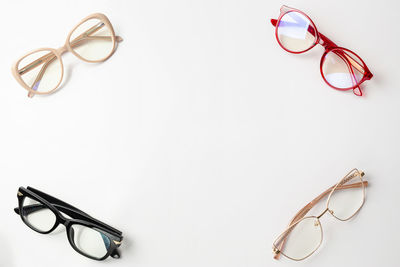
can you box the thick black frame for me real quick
[14,186,123,261]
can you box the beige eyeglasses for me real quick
[11,13,123,98]
[272,168,367,261]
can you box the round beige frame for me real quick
[11,13,121,97]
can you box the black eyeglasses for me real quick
[14,186,123,261]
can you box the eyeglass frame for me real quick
[11,13,123,98]
[270,5,373,96]
[272,168,367,261]
[14,186,123,261]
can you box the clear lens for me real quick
[17,50,62,93]
[328,170,365,220]
[322,49,365,89]
[21,196,57,232]
[277,11,317,52]
[70,224,111,259]
[274,217,322,260]
[69,18,114,61]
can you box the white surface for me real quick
[0,0,399,266]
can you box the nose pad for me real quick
[57,216,67,226]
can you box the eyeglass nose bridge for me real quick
[56,45,69,55]
[55,211,70,226]
[316,207,331,219]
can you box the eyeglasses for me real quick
[272,169,367,261]
[270,6,373,96]
[14,186,123,261]
[11,13,123,98]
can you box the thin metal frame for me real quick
[272,168,367,261]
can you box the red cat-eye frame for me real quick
[271,6,373,96]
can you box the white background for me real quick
[0,0,399,266]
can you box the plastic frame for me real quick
[271,5,373,96]
[272,169,367,261]
[14,186,123,261]
[11,13,123,98]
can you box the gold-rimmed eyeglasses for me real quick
[11,13,123,98]
[272,168,367,261]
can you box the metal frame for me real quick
[272,168,367,261]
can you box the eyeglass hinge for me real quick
[17,191,23,197]
[113,240,122,245]
[272,247,280,255]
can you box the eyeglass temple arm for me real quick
[14,203,86,220]
[25,186,122,236]
[14,204,42,214]
[332,50,364,96]
[16,51,56,98]
[26,55,57,98]
[316,32,368,96]
[69,22,123,48]
[318,35,370,96]
[273,178,368,260]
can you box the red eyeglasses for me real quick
[271,6,373,96]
